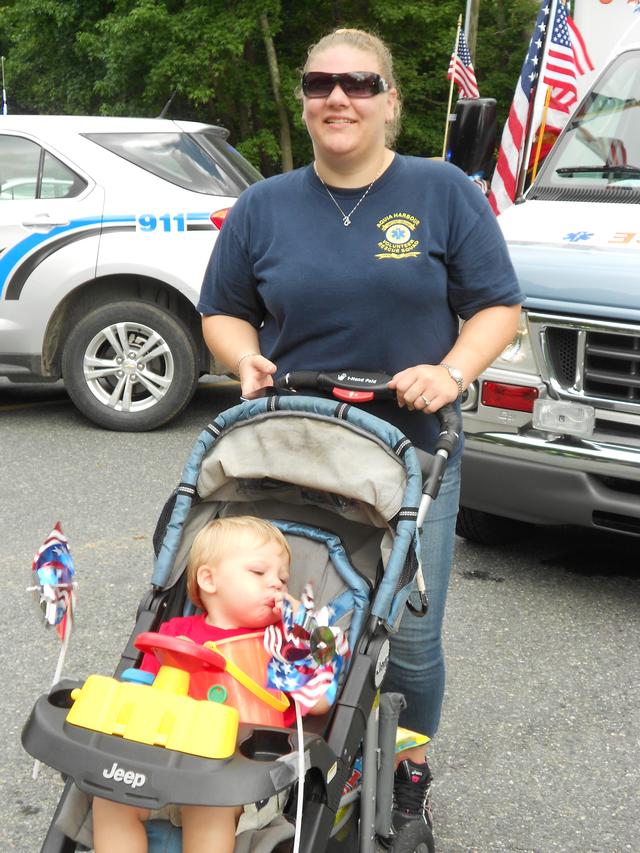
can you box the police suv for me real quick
[0,115,261,430]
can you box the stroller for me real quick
[23,370,460,853]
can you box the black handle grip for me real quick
[274,371,462,457]
[434,403,462,456]
[275,370,396,399]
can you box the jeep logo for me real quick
[102,761,146,789]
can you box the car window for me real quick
[85,132,249,196]
[41,151,87,198]
[0,135,40,199]
[0,134,87,200]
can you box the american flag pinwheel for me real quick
[264,584,349,713]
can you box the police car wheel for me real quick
[62,300,199,431]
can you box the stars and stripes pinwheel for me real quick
[264,585,349,713]
[29,522,77,640]
[27,522,78,779]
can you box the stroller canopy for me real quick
[153,395,424,630]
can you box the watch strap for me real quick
[440,362,464,398]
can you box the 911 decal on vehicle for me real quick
[0,114,262,430]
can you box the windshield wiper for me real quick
[556,165,640,177]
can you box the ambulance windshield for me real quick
[533,49,640,194]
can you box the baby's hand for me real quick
[272,592,300,617]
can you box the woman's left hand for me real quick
[388,364,458,413]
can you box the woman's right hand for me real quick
[238,353,277,396]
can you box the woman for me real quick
[198,28,523,831]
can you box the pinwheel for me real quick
[264,584,349,713]
[27,523,77,779]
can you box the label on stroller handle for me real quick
[102,761,146,789]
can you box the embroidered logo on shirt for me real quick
[375,213,421,260]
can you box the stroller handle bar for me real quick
[275,370,462,457]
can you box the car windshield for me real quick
[85,131,258,196]
[533,48,640,193]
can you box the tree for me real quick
[0,0,541,175]
[259,12,292,172]
[0,0,111,114]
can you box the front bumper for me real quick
[461,429,640,534]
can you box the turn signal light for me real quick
[481,381,539,413]
[210,208,231,230]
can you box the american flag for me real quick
[447,27,480,99]
[488,1,594,215]
[542,2,593,119]
[488,0,550,214]
[567,15,594,77]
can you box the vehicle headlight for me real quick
[494,310,538,374]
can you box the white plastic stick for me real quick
[32,613,73,780]
[293,699,305,853]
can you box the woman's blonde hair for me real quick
[303,27,402,146]
[187,516,291,610]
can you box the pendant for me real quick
[343,215,351,227]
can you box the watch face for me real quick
[441,363,464,396]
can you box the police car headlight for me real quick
[494,311,538,374]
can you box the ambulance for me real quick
[458,10,640,542]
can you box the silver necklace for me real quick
[315,166,379,227]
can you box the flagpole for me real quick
[517,0,560,197]
[442,15,463,160]
[1,56,7,116]
[531,85,552,181]
[31,610,74,780]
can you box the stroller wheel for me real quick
[388,820,435,853]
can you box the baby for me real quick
[93,516,326,853]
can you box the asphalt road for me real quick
[1,379,639,852]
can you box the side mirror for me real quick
[446,98,497,178]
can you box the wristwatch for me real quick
[440,362,465,399]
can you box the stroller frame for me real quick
[24,391,459,853]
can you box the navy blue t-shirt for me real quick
[198,154,523,455]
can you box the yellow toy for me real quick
[65,631,288,759]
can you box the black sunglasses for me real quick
[301,71,390,99]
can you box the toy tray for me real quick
[22,679,336,809]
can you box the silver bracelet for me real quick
[235,351,260,375]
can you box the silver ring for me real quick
[420,394,431,407]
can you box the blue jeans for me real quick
[147,820,183,853]
[382,457,461,739]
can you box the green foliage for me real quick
[0,0,540,174]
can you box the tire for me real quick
[388,821,435,853]
[456,506,528,546]
[61,300,199,431]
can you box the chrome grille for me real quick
[529,312,640,412]
[546,327,578,386]
[584,332,640,402]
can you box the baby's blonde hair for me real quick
[303,27,402,146]
[187,516,291,610]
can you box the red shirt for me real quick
[139,614,257,675]
[139,614,296,726]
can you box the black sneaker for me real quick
[392,758,433,829]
